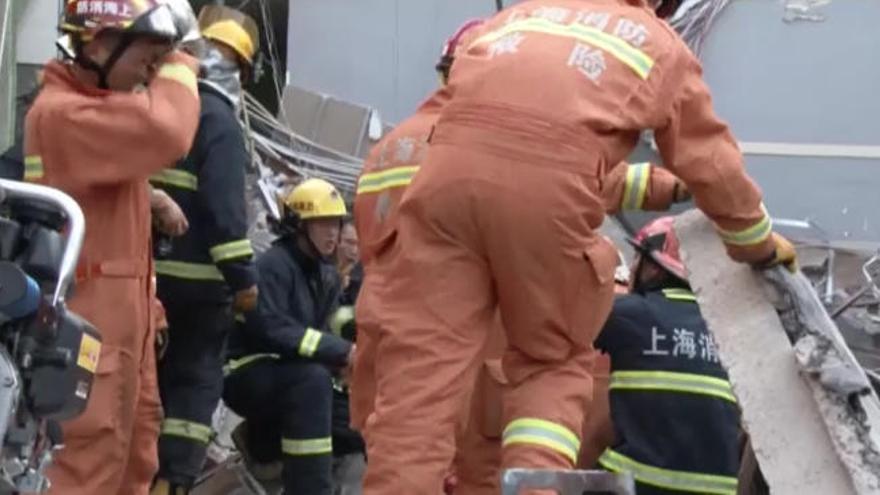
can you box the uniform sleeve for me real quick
[601,162,680,214]
[256,255,352,367]
[26,51,200,191]
[196,105,257,292]
[653,52,775,263]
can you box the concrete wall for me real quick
[286,0,504,124]
[16,0,59,65]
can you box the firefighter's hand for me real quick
[233,285,259,313]
[151,189,189,236]
[672,179,691,203]
[754,232,798,273]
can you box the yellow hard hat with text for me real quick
[284,178,347,220]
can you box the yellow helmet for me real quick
[283,178,347,221]
[197,5,259,65]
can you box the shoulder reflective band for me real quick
[356,165,420,195]
[161,418,213,445]
[210,239,254,263]
[150,169,199,191]
[610,370,736,403]
[298,328,323,357]
[502,417,580,464]
[222,353,279,376]
[282,437,333,456]
[472,17,654,79]
[234,312,246,323]
[24,155,44,181]
[622,162,650,210]
[599,448,737,495]
[157,62,198,96]
[662,288,696,302]
[155,260,224,281]
[330,306,355,336]
[716,207,772,246]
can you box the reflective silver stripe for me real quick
[155,260,224,281]
[330,306,354,336]
[473,17,655,79]
[222,353,279,376]
[161,418,213,444]
[24,155,44,181]
[298,328,322,357]
[622,163,650,210]
[150,169,199,190]
[609,371,736,403]
[210,239,254,262]
[662,288,696,302]
[716,206,772,246]
[502,417,580,464]
[281,437,332,456]
[356,165,420,195]
[599,448,737,495]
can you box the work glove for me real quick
[151,189,189,236]
[159,0,200,44]
[233,285,259,313]
[672,179,691,203]
[754,232,798,273]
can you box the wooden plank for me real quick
[674,210,857,495]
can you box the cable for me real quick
[256,0,287,122]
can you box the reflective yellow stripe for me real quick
[356,165,420,195]
[599,449,737,494]
[473,17,654,79]
[222,353,279,376]
[330,306,354,336]
[234,312,246,323]
[298,328,323,357]
[210,239,254,263]
[622,163,650,210]
[161,418,213,444]
[155,260,224,281]
[150,169,198,191]
[716,207,772,246]
[609,371,736,403]
[502,418,580,464]
[158,62,198,95]
[662,288,697,302]
[281,437,332,456]
[24,155,44,181]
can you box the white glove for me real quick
[159,0,200,44]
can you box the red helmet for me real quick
[628,216,688,282]
[61,0,178,43]
[435,18,485,83]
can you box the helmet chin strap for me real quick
[74,32,136,89]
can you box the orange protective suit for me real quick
[354,100,684,495]
[359,1,777,492]
[24,52,200,495]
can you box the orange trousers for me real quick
[358,136,618,493]
[39,275,161,495]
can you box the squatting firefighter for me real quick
[352,16,692,495]
[150,6,260,494]
[593,216,742,494]
[358,0,798,492]
[223,178,354,495]
[23,0,201,493]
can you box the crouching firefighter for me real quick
[223,178,355,495]
[593,216,745,495]
[150,6,261,494]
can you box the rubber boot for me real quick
[150,478,190,495]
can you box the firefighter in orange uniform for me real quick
[23,0,201,493]
[358,0,797,493]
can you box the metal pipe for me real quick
[0,179,85,307]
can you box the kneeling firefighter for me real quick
[223,178,354,495]
[593,216,757,494]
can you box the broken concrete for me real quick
[675,210,857,495]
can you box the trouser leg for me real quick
[157,303,233,487]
